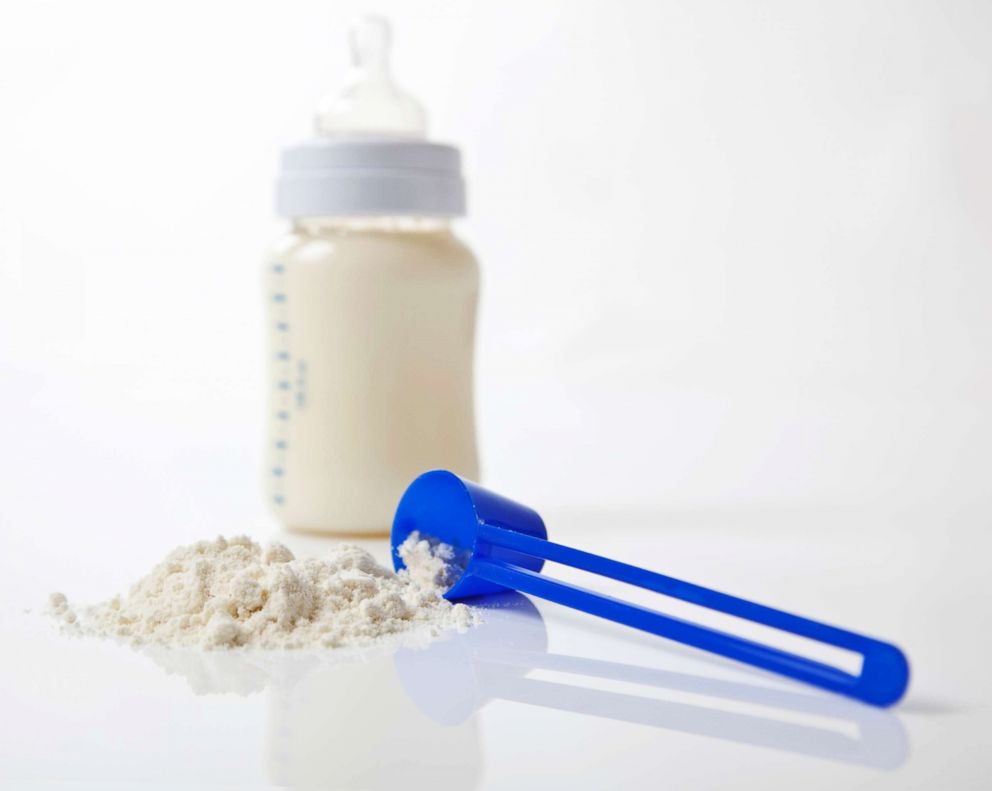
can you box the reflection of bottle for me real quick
[268,655,482,789]
[266,15,479,535]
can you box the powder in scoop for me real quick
[397,530,469,591]
[49,534,476,650]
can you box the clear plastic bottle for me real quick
[266,17,479,535]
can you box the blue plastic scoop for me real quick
[391,470,910,707]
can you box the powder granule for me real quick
[49,534,477,650]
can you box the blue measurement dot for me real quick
[277,381,290,390]
[276,351,290,361]
[272,264,285,273]
[273,495,285,505]
[275,440,287,450]
[272,293,286,303]
[277,410,289,421]
[276,322,289,332]
[272,467,284,477]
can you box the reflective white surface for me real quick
[1,507,987,789]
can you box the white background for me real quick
[2,0,990,525]
[1,3,991,788]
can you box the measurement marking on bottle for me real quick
[270,261,291,508]
[295,360,307,408]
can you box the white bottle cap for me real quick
[276,16,465,218]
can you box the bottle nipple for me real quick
[315,15,427,139]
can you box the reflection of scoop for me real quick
[394,594,909,769]
[394,592,546,725]
[391,471,910,707]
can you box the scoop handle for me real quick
[473,524,909,707]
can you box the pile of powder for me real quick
[48,532,477,650]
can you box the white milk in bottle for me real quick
[266,17,479,535]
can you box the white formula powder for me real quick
[49,532,476,650]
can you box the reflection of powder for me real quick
[48,535,477,650]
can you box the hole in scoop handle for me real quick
[474,525,909,707]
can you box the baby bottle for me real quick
[265,16,479,535]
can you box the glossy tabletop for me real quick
[1,503,987,790]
